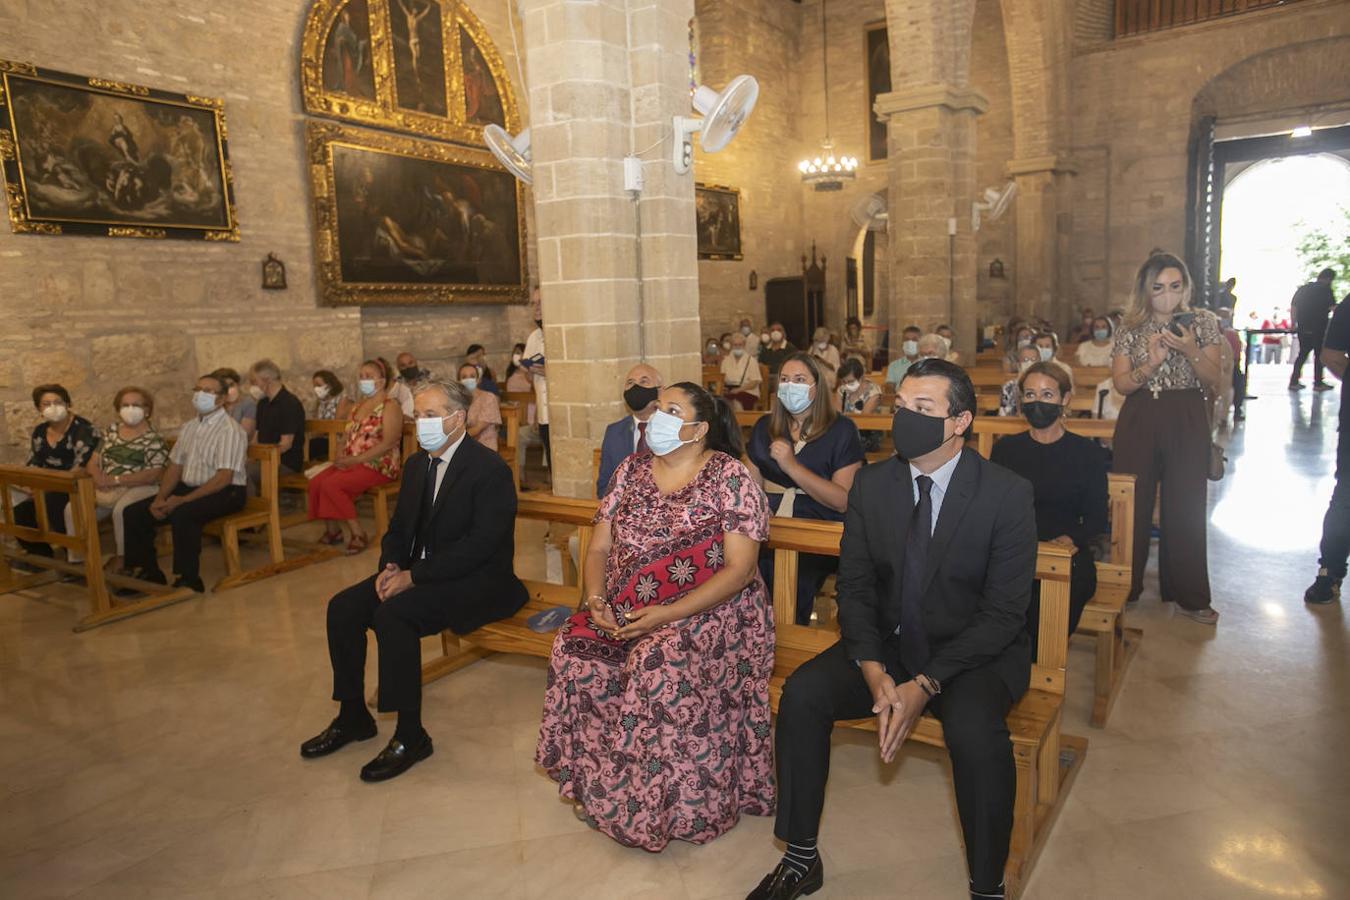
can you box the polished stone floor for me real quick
[2,364,1347,899]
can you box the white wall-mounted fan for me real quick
[972,180,1017,231]
[672,75,760,174]
[484,125,532,184]
[850,192,889,232]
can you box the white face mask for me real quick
[646,409,698,456]
[770,330,784,343]
[512,353,522,365]
[740,326,751,336]
[721,341,731,351]
[902,340,919,357]
[816,341,828,351]
[247,384,264,401]
[41,403,68,423]
[358,379,377,397]
[119,405,146,426]
[760,333,770,344]
[313,384,330,400]
[707,343,718,354]
[841,381,859,392]
[193,390,218,414]
[1037,346,1054,362]
[226,385,239,402]
[732,348,745,358]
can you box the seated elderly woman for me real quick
[990,361,1107,640]
[11,384,100,559]
[1031,330,1076,390]
[458,361,502,451]
[66,387,169,571]
[934,323,961,364]
[309,369,353,462]
[211,367,257,438]
[1074,316,1116,367]
[915,331,950,362]
[721,331,763,411]
[833,358,883,453]
[807,326,841,389]
[536,382,773,850]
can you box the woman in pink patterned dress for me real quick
[535,382,775,851]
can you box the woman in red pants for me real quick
[308,359,404,554]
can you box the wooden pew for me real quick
[502,390,537,487]
[967,418,1138,727]
[702,364,725,396]
[200,443,341,593]
[0,464,196,631]
[420,491,1083,897]
[498,401,522,490]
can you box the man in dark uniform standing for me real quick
[1289,268,1337,391]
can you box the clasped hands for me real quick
[149,495,184,520]
[861,661,931,764]
[375,563,414,601]
[584,594,671,641]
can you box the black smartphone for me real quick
[1169,312,1197,336]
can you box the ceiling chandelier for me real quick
[798,0,857,191]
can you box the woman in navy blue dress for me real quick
[746,353,865,624]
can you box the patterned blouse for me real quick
[316,394,340,420]
[27,415,100,471]
[1112,309,1221,393]
[99,424,170,476]
[343,398,402,480]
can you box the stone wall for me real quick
[0,0,530,461]
[970,0,1016,332]
[692,0,806,345]
[1066,0,1350,312]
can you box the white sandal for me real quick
[1176,606,1219,626]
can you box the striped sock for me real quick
[782,838,818,878]
[970,881,1005,899]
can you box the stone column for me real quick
[1007,155,1074,327]
[876,86,986,363]
[521,0,701,499]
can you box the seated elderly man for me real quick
[248,359,306,475]
[121,374,248,592]
[722,332,762,411]
[391,351,428,418]
[300,380,528,782]
[595,363,663,497]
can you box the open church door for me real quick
[1185,115,1220,309]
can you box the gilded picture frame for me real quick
[306,120,526,306]
[0,59,238,240]
[300,0,521,147]
[695,183,742,261]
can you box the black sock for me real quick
[970,880,1005,899]
[781,838,818,878]
[338,700,372,728]
[394,709,423,745]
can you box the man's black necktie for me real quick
[899,474,933,675]
[412,456,441,560]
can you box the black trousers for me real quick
[13,492,69,558]
[1318,427,1350,580]
[775,640,1015,890]
[328,573,486,714]
[1292,332,1325,384]
[122,484,246,581]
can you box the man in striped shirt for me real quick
[121,374,248,592]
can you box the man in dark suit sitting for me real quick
[595,363,664,497]
[747,358,1038,900]
[300,379,529,782]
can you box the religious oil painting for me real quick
[390,0,448,116]
[459,25,504,127]
[0,60,237,240]
[864,22,890,163]
[308,121,525,306]
[321,0,376,100]
[695,183,742,260]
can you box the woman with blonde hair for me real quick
[1111,252,1224,625]
[746,352,864,623]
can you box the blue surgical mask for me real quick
[460,377,478,392]
[192,390,218,414]
[1093,328,1110,341]
[416,415,449,453]
[646,409,696,456]
[358,378,377,397]
[1038,346,1054,362]
[902,340,919,357]
[777,381,813,415]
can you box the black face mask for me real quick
[1022,400,1062,430]
[623,383,659,412]
[891,406,957,461]
[399,366,421,382]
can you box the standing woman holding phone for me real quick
[1111,252,1224,624]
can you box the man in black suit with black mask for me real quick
[746,358,1038,900]
[300,379,528,782]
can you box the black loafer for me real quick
[359,732,433,782]
[300,717,378,759]
[746,857,823,900]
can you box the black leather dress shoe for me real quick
[746,858,823,900]
[300,717,378,759]
[359,732,433,782]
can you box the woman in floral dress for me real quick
[536,382,775,851]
